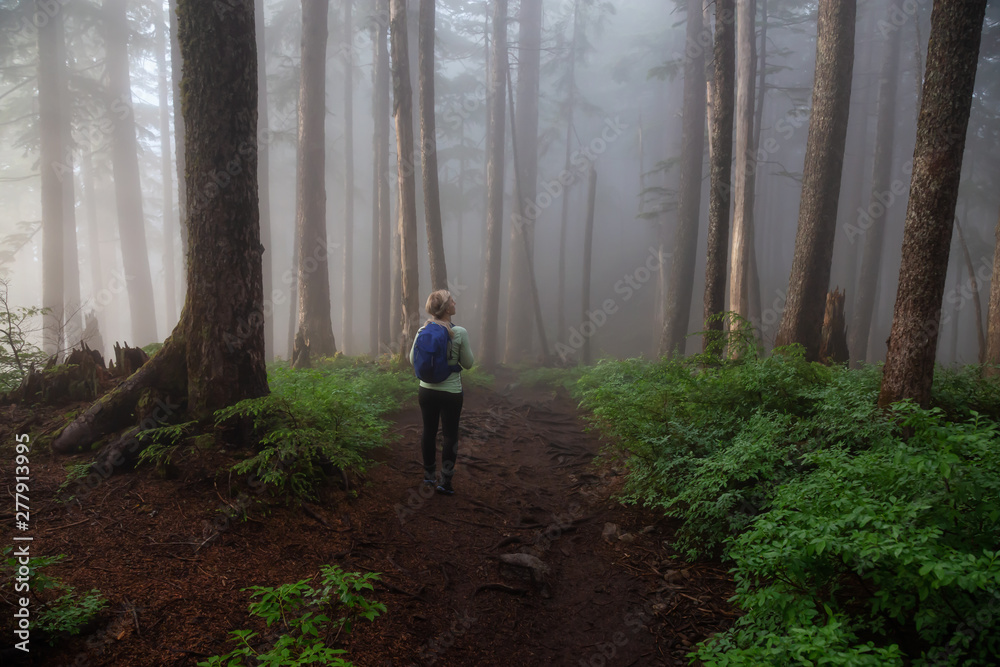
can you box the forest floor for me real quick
[2,375,737,666]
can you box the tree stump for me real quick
[820,288,849,364]
[109,342,149,378]
[4,344,106,405]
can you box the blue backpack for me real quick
[413,323,461,383]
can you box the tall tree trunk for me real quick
[658,0,707,356]
[390,0,420,359]
[255,0,274,361]
[580,167,597,365]
[745,0,766,333]
[703,0,735,353]
[106,0,158,346]
[849,7,901,367]
[156,2,177,327]
[342,0,355,353]
[38,0,65,357]
[478,0,508,370]
[556,0,580,342]
[81,151,103,320]
[878,0,987,408]
[62,150,83,351]
[727,0,756,340]
[773,0,855,361]
[168,0,187,294]
[954,218,986,364]
[53,0,268,456]
[374,0,391,354]
[294,0,337,361]
[985,206,1000,376]
[419,0,448,290]
[504,0,543,363]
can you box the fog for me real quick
[1,0,998,369]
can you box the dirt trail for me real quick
[5,381,735,666]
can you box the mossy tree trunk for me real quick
[878,0,988,408]
[53,0,268,454]
[391,0,421,360]
[703,0,735,354]
[419,0,448,291]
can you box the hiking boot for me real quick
[422,477,436,486]
[435,483,455,495]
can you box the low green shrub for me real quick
[197,565,385,667]
[1,548,107,643]
[214,364,412,500]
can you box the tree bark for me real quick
[849,7,901,367]
[391,0,421,359]
[106,0,158,347]
[294,0,337,360]
[985,206,1000,376]
[54,0,268,453]
[504,0,543,363]
[81,150,103,334]
[878,0,988,409]
[374,0,391,354]
[255,0,274,361]
[659,0,707,357]
[556,0,580,342]
[773,0,856,361]
[343,0,355,354]
[478,0,508,370]
[581,167,597,365]
[156,1,177,327]
[419,0,448,291]
[727,0,756,341]
[38,0,65,357]
[168,0,187,293]
[703,0,735,353]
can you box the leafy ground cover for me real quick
[576,349,1000,665]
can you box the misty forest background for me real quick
[1,0,998,377]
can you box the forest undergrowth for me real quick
[574,342,1000,665]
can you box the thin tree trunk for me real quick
[156,1,177,327]
[106,0,158,346]
[255,0,274,361]
[62,149,82,351]
[849,6,901,367]
[581,167,597,365]
[419,0,448,290]
[954,218,985,364]
[81,151,103,314]
[774,0,856,361]
[703,0,735,353]
[391,0,420,359]
[878,0,988,408]
[505,55,551,365]
[294,0,337,362]
[985,205,1000,376]
[728,0,756,339]
[746,0,766,332]
[504,0,543,363]
[556,0,580,342]
[374,0,391,354]
[478,0,508,370]
[38,0,65,357]
[659,0,707,356]
[343,0,355,353]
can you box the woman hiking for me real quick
[409,289,475,495]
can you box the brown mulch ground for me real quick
[1,377,737,666]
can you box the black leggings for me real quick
[418,387,464,482]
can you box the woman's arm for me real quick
[459,329,475,369]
